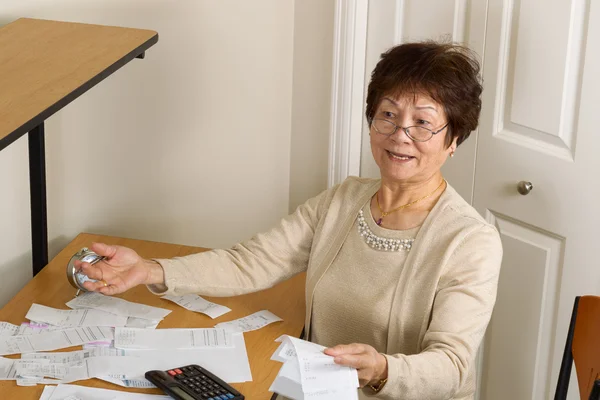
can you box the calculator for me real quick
[145,364,244,400]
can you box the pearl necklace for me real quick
[357,209,414,251]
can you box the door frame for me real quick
[327,0,369,187]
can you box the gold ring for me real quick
[100,280,108,287]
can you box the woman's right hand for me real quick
[74,242,165,295]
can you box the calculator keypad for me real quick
[166,366,236,400]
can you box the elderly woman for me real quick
[78,41,502,399]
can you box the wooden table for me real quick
[0,18,158,275]
[0,233,306,399]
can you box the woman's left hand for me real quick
[324,343,388,387]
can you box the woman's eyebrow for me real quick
[414,105,438,113]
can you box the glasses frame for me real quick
[370,118,450,142]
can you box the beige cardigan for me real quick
[151,177,503,400]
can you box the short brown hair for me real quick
[365,41,483,147]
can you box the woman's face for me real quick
[370,93,456,185]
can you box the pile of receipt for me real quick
[0,292,279,389]
[270,335,359,399]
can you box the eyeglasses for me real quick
[371,118,449,142]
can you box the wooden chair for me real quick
[555,296,600,400]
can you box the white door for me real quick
[475,0,600,399]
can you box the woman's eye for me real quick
[382,111,395,118]
[416,119,430,125]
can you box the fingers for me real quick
[78,261,104,281]
[324,343,365,356]
[90,242,118,259]
[97,284,123,296]
[332,354,368,369]
[82,279,123,295]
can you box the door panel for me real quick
[475,0,599,398]
[482,213,565,399]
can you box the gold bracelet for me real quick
[368,378,388,393]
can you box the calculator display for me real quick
[170,386,195,400]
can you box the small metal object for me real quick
[66,247,105,296]
[517,181,533,195]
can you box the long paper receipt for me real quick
[215,310,282,332]
[26,304,128,327]
[114,327,233,349]
[0,326,113,356]
[66,292,171,320]
[162,294,231,319]
[269,335,359,400]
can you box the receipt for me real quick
[0,322,20,337]
[215,310,282,333]
[162,294,231,319]
[22,347,124,366]
[271,340,298,363]
[26,304,128,328]
[114,327,233,349]
[0,356,15,379]
[290,336,358,391]
[269,335,359,400]
[125,317,160,329]
[45,383,171,399]
[66,292,171,321]
[0,326,114,356]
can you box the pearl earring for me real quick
[450,151,455,158]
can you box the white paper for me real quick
[0,326,114,355]
[119,332,252,383]
[114,327,233,350]
[46,383,171,399]
[270,335,359,400]
[0,356,15,379]
[39,385,56,400]
[271,340,298,363]
[125,317,160,329]
[26,304,128,328]
[22,347,124,366]
[215,310,282,333]
[18,323,66,335]
[66,292,171,321]
[162,294,231,319]
[97,375,156,388]
[0,322,20,336]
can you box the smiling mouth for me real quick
[386,150,415,161]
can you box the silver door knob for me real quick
[517,181,533,195]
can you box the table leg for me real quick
[28,122,48,276]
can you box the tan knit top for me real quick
[149,177,503,400]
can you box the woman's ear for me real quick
[448,136,458,157]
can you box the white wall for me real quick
[0,0,333,307]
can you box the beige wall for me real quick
[0,0,333,307]
[289,0,335,211]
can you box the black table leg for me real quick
[28,123,48,275]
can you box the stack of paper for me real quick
[270,335,359,400]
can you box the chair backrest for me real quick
[555,296,600,400]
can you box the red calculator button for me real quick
[174,369,183,374]
[168,370,176,376]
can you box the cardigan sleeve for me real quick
[372,224,503,400]
[146,187,333,297]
